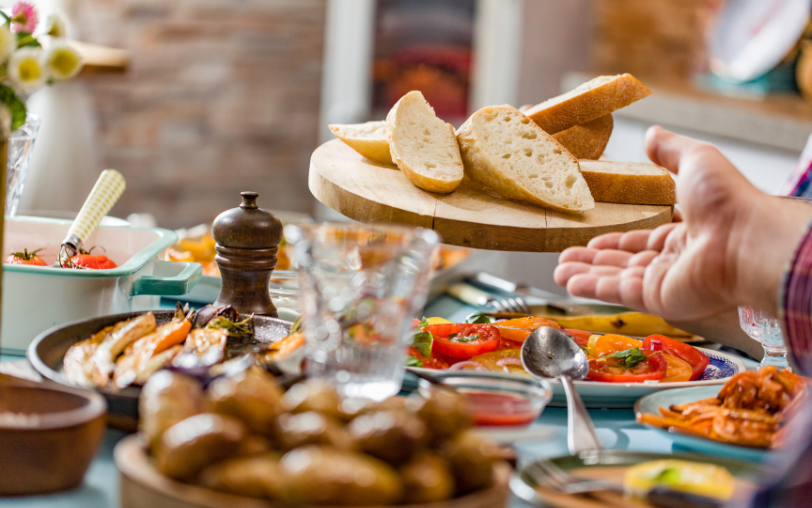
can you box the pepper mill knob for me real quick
[211,192,283,317]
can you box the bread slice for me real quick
[386,91,464,194]
[525,74,651,134]
[553,114,614,160]
[329,121,393,165]
[579,160,676,205]
[456,105,595,212]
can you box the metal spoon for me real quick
[521,326,603,453]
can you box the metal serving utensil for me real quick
[57,169,126,267]
[521,326,603,453]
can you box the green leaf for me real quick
[405,356,423,368]
[416,317,430,329]
[0,84,27,132]
[466,313,492,324]
[579,345,590,354]
[408,330,432,358]
[15,32,40,48]
[598,347,648,369]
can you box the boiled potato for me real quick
[234,434,273,457]
[276,411,355,451]
[348,409,428,464]
[400,451,455,503]
[197,453,284,499]
[207,366,284,435]
[413,385,471,442]
[440,430,497,495]
[139,371,204,451]
[280,446,403,506]
[281,379,343,420]
[155,413,246,481]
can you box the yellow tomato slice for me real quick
[661,353,693,382]
[495,317,563,331]
[593,334,643,358]
[426,317,452,325]
[587,334,601,357]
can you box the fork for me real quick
[445,282,531,314]
[524,459,619,495]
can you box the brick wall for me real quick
[75,0,327,229]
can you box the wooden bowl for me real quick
[0,385,106,495]
[115,435,510,508]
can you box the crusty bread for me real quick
[525,74,651,134]
[579,160,676,205]
[553,114,614,160]
[328,121,393,165]
[456,105,595,212]
[386,91,464,194]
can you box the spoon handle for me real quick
[560,375,603,453]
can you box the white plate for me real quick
[409,347,746,409]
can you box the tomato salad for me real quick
[406,316,709,383]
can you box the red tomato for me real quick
[4,248,46,266]
[406,347,449,370]
[498,338,523,350]
[70,254,118,270]
[427,323,500,359]
[643,335,709,381]
[586,350,667,383]
[565,329,592,347]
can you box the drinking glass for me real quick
[285,223,439,400]
[738,306,789,370]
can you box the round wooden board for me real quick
[115,435,511,508]
[310,140,674,252]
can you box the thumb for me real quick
[645,126,710,174]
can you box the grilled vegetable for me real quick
[63,326,112,388]
[91,312,157,387]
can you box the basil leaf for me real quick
[409,330,432,357]
[579,345,590,354]
[466,313,492,324]
[600,347,648,369]
[405,356,423,368]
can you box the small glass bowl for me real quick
[418,372,553,428]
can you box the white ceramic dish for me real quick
[635,385,768,462]
[1,216,202,354]
[409,347,746,409]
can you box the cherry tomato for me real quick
[427,323,500,358]
[4,248,46,266]
[565,329,592,347]
[406,347,449,370]
[586,349,667,383]
[70,254,118,269]
[592,334,643,358]
[643,335,709,381]
[661,353,693,382]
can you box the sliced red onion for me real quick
[496,357,523,367]
[448,361,487,371]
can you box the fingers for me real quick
[554,262,623,286]
[587,230,653,252]
[565,268,648,311]
[672,208,683,222]
[647,223,681,251]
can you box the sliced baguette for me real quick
[456,105,595,212]
[553,114,614,160]
[386,91,464,194]
[329,121,393,165]
[525,74,651,134]
[579,160,676,205]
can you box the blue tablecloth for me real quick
[0,294,758,508]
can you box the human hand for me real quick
[555,127,812,320]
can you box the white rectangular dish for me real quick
[1,216,202,354]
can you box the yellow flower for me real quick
[8,47,44,92]
[44,41,82,80]
[0,25,14,64]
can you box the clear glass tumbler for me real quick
[285,223,440,400]
[738,306,789,370]
[6,114,40,216]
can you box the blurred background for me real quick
[12,0,812,290]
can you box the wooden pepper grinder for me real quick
[212,192,283,317]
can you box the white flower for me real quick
[0,25,15,64]
[43,13,66,38]
[8,47,44,92]
[43,41,82,80]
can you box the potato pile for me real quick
[139,367,500,505]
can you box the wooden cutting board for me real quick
[309,140,673,252]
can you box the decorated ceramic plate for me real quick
[409,347,746,409]
[635,385,768,462]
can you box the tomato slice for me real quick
[661,353,693,382]
[565,329,592,347]
[586,349,667,383]
[643,335,709,381]
[493,317,563,344]
[428,323,500,358]
[592,334,643,358]
[406,347,449,370]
